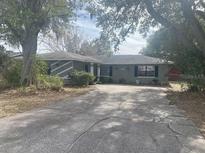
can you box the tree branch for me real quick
[144,0,196,51]
[180,0,205,54]
[144,0,171,28]
[4,20,23,43]
[200,0,205,8]
[196,10,205,20]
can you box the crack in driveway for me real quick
[67,117,111,152]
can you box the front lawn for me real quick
[0,86,94,118]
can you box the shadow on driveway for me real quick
[0,85,205,152]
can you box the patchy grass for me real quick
[0,86,95,118]
[167,82,205,137]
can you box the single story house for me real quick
[39,52,172,85]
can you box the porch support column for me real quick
[90,63,94,75]
[97,64,101,81]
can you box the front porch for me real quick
[47,60,101,82]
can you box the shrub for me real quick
[100,76,113,84]
[1,57,48,88]
[188,78,205,92]
[0,49,22,88]
[33,58,48,75]
[2,60,22,87]
[17,85,37,95]
[0,55,63,91]
[0,79,10,90]
[37,75,64,91]
[70,70,95,86]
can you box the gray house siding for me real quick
[100,65,110,77]
[158,65,169,84]
[40,53,171,85]
[136,65,169,84]
[100,64,169,84]
[73,61,98,76]
[73,61,88,72]
[47,60,73,78]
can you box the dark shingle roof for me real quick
[99,55,172,65]
[38,52,172,65]
[39,52,100,63]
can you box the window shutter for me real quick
[109,66,113,76]
[135,65,138,77]
[155,65,159,77]
[85,64,89,72]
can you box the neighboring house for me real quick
[39,52,173,85]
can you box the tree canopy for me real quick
[42,26,112,56]
[141,28,205,76]
[89,0,205,55]
[0,0,75,85]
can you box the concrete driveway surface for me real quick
[0,85,205,152]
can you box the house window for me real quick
[109,66,113,76]
[138,65,155,77]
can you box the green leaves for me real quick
[141,27,205,77]
[89,0,205,52]
[0,0,75,46]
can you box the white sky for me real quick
[75,9,147,55]
[3,9,148,55]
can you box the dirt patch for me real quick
[0,86,95,118]
[167,83,205,137]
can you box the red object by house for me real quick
[168,67,181,81]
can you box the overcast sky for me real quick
[74,9,147,55]
[3,9,148,55]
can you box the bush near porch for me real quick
[99,76,113,84]
[70,70,95,86]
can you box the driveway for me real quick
[0,85,205,152]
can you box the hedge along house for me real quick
[39,52,172,85]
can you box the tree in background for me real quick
[0,0,75,85]
[42,27,83,53]
[79,38,113,56]
[89,0,205,55]
[0,45,6,68]
[42,26,113,56]
[141,28,205,77]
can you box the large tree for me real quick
[0,0,75,85]
[141,28,205,76]
[42,26,113,56]
[89,0,205,55]
[79,39,113,56]
[42,27,83,53]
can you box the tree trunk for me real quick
[20,33,38,86]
